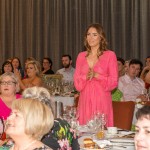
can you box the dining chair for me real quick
[112,101,135,130]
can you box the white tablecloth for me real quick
[52,96,75,106]
[78,127,135,150]
[78,135,135,150]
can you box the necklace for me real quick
[11,140,37,150]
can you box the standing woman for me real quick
[74,23,118,126]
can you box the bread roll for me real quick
[83,138,95,148]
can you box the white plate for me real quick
[105,133,118,138]
[119,131,134,135]
[110,138,134,143]
[105,130,135,138]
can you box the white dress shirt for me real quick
[56,66,75,82]
[118,74,145,101]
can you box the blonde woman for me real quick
[17,60,43,91]
[22,87,80,150]
[5,98,54,150]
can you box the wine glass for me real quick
[142,89,149,101]
[95,113,107,139]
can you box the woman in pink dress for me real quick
[74,23,118,126]
[0,72,21,120]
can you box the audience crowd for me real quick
[0,55,149,95]
[0,23,150,149]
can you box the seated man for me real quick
[56,54,75,82]
[118,59,147,101]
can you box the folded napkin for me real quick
[93,139,111,148]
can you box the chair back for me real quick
[112,101,135,130]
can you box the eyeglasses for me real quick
[0,81,16,85]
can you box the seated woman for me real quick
[145,71,150,84]
[1,61,14,74]
[42,57,54,74]
[18,60,43,91]
[0,72,21,120]
[134,105,150,149]
[22,86,80,150]
[5,98,54,149]
[11,57,24,78]
[117,57,125,77]
[24,57,36,79]
[140,56,150,89]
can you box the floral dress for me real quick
[42,118,79,150]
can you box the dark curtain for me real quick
[0,0,150,71]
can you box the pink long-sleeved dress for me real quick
[74,50,118,126]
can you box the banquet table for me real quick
[52,96,75,106]
[77,126,135,150]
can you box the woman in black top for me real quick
[42,57,54,74]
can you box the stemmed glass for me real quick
[69,107,79,129]
[62,106,69,121]
[142,89,149,101]
[62,106,79,129]
[94,113,107,139]
[87,111,102,133]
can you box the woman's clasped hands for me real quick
[87,68,94,80]
[87,68,99,80]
